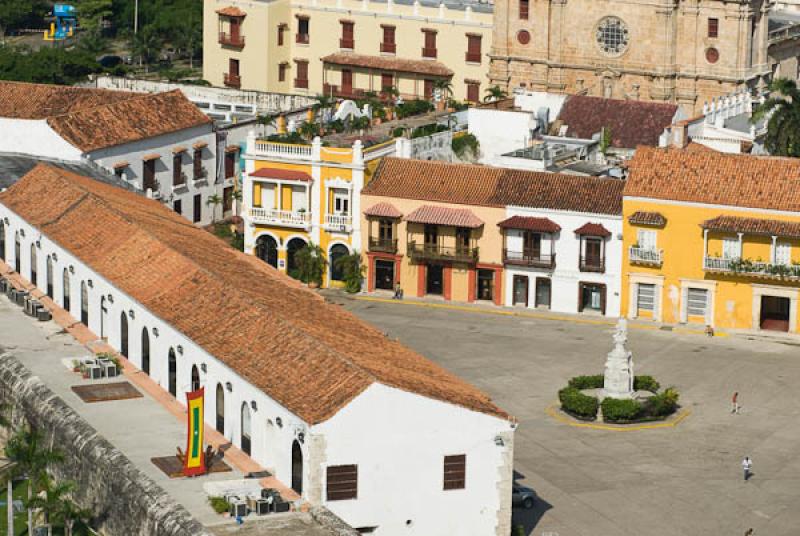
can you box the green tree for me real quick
[76,0,113,36]
[599,126,612,154]
[298,121,320,141]
[172,18,202,69]
[206,194,222,223]
[129,26,163,71]
[293,242,327,286]
[0,0,33,40]
[483,85,508,104]
[0,45,101,85]
[433,79,453,101]
[313,94,335,124]
[334,252,364,293]
[56,497,92,536]
[753,77,800,157]
[27,473,75,536]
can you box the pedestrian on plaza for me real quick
[744,529,754,536]
[393,282,404,300]
[742,456,753,481]
[732,391,740,414]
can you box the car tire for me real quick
[523,497,534,509]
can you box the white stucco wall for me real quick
[502,206,623,317]
[312,383,515,536]
[0,118,83,161]
[468,107,535,164]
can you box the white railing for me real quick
[248,207,311,228]
[703,256,734,271]
[629,247,663,265]
[252,140,314,160]
[324,213,352,232]
[703,256,800,280]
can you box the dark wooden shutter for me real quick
[422,29,437,58]
[193,149,202,179]
[519,0,529,20]
[381,73,393,92]
[229,58,239,76]
[467,82,479,102]
[173,153,183,186]
[340,21,354,48]
[225,151,235,178]
[382,25,396,53]
[443,455,466,490]
[295,60,309,88]
[278,24,285,46]
[708,18,718,38]
[326,465,358,501]
[466,35,481,62]
[424,79,434,99]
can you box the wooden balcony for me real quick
[368,237,398,254]
[223,72,241,88]
[579,256,605,273]
[322,84,367,100]
[219,32,245,48]
[408,241,478,264]
[503,249,555,269]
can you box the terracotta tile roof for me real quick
[625,146,800,212]
[363,202,402,218]
[405,205,483,228]
[574,222,611,237]
[0,81,138,119]
[216,5,246,16]
[683,141,719,153]
[47,90,211,153]
[497,215,561,233]
[364,158,624,216]
[701,215,800,239]
[321,53,454,77]
[0,164,510,424]
[250,167,312,182]
[556,96,678,148]
[628,211,666,227]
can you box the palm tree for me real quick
[753,78,800,157]
[433,79,453,101]
[5,427,64,536]
[56,497,91,536]
[129,26,163,72]
[257,114,277,135]
[206,194,223,223]
[483,85,509,106]
[298,121,319,141]
[27,474,75,536]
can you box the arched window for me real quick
[329,244,349,282]
[30,243,37,286]
[80,281,89,326]
[255,235,279,268]
[99,296,107,339]
[191,365,200,391]
[62,268,71,311]
[168,348,177,397]
[215,383,225,434]
[286,238,307,275]
[0,221,5,261]
[14,232,20,273]
[291,440,303,495]
[241,403,252,455]
[141,328,150,375]
[46,255,54,298]
[120,312,129,357]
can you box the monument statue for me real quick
[603,318,634,399]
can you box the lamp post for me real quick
[134,0,139,34]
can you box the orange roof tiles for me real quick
[321,53,454,77]
[574,222,611,237]
[216,5,246,16]
[405,205,484,228]
[497,216,561,233]
[0,165,509,424]
[701,215,800,239]
[628,211,666,227]
[0,81,138,119]
[363,202,402,218]
[625,146,800,212]
[250,168,312,182]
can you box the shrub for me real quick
[293,242,327,286]
[568,375,604,390]
[396,99,434,119]
[452,133,479,158]
[601,398,642,422]
[647,387,680,417]
[634,375,660,393]
[208,496,229,514]
[335,252,365,293]
[559,387,599,420]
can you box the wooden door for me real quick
[341,69,353,93]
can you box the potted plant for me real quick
[71,359,80,373]
[294,242,327,288]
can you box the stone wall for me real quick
[0,349,212,536]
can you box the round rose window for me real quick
[595,16,629,56]
[706,47,720,64]
[517,30,531,45]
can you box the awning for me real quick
[225,145,240,153]
[404,205,483,229]
[321,52,453,78]
[193,141,208,150]
[701,215,800,239]
[112,161,129,169]
[142,153,160,161]
[628,211,666,227]
[216,6,246,17]
[172,146,187,154]
[574,222,611,237]
[364,202,402,219]
[498,215,561,233]
[250,167,312,182]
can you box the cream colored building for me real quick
[204,0,494,102]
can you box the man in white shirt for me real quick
[742,456,752,481]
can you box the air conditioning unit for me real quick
[274,501,290,513]
[37,309,52,322]
[229,499,248,518]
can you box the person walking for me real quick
[732,391,740,414]
[742,456,753,481]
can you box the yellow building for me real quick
[242,131,399,286]
[203,0,493,102]
[622,146,800,334]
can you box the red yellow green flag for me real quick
[183,388,207,477]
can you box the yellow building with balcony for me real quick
[622,146,800,334]
[242,131,402,286]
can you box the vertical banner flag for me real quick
[183,388,207,477]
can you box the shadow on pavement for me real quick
[511,470,552,536]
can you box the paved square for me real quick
[329,293,800,536]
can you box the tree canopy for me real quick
[753,77,800,157]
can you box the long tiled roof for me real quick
[321,53,454,77]
[0,81,138,119]
[364,158,624,216]
[625,146,800,212]
[405,205,483,228]
[701,215,800,239]
[251,167,312,182]
[556,96,678,148]
[0,164,509,424]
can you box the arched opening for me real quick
[215,383,225,434]
[329,244,349,282]
[168,348,177,397]
[291,440,303,495]
[62,268,70,311]
[100,295,107,339]
[46,255,53,298]
[30,243,37,286]
[255,235,279,268]
[141,328,150,375]
[191,365,200,391]
[240,403,252,455]
[0,221,5,261]
[80,281,89,326]
[286,238,307,275]
[14,232,20,273]
[120,312,129,357]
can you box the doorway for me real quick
[375,259,395,290]
[168,348,177,397]
[760,296,790,332]
[216,383,225,434]
[579,282,606,314]
[241,403,252,456]
[141,328,150,375]
[120,312,129,357]
[535,278,551,309]
[477,269,494,301]
[256,235,279,268]
[191,365,200,391]
[100,296,107,339]
[291,440,303,495]
[426,264,443,295]
[512,275,528,306]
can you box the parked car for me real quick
[512,484,535,509]
[98,55,123,68]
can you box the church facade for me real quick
[488,0,771,112]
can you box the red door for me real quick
[342,69,353,94]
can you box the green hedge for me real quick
[633,375,660,393]
[647,387,680,417]
[568,375,604,390]
[558,387,599,420]
[601,398,642,422]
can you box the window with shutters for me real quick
[708,18,718,38]
[443,454,466,490]
[193,148,203,180]
[294,60,309,88]
[381,25,396,53]
[225,150,236,178]
[172,153,184,186]
[637,229,657,251]
[340,20,354,49]
[279,62,288,82]
[466,34,482,63]
[422,29,437,58]
[278,23,287,46]
[466,81,480,102]
[637,283,655,312]
[722,237,739,259]
[297,17,310,44]
[775,241,791,265]
[687,288,708,317]
[326,465,358,501]
[519,0,529,20]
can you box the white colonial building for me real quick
[0,163,515,536]
[0,81,233,225]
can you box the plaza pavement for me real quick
[325,291,800,536]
